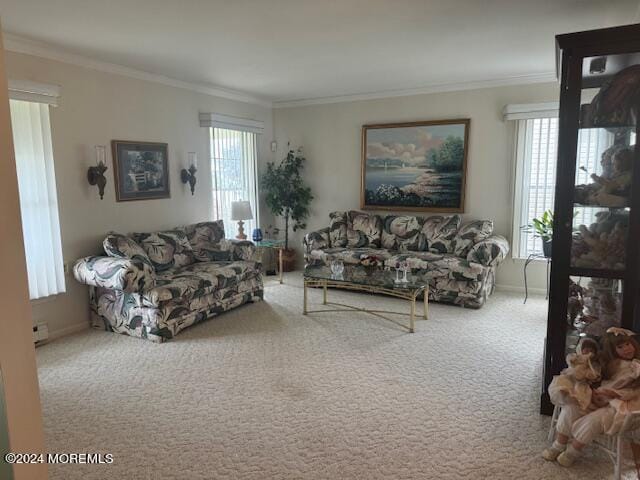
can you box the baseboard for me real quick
[47,322,90,341]
[495,284,547,296]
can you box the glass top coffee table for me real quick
[303,265,429,333]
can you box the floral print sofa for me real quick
[74,221,263,342]
[303,211,509,308]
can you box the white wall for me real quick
[5,51,274,338]
[273,83,561,292]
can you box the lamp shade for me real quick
[231,201,253,221]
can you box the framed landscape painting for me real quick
[360,119,470,212]
[112,140,170,201]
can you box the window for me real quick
[9,99,65,299]
[512,117,558,258]
[512,116,614,258]
[210,127,259,237]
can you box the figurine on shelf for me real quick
[588,64,640,127]
[543,328,640,468]
[601,144,625,178]
[548,337,602,412]
[589,147,633,206]
[574,145,633,207]
[567,279,585,326]
[571,210,628,270]
[583,278,622,337]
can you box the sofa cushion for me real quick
[184,221,225,249]
[467,235,509,267]
[346,211,382,248]
[158,276,263,320]
[184,220,230,262]
[307,247,392,266]
[142,260,261,307]
[75,255,156,292]
[103,233,153,268]
[385,251,487,282]
[188,246,232,263]
[329,211,348,248]
[133,230,196,272]
[381,215,425,251]
[452,220,494,257]
[421,215,461,254]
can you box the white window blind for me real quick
[9,99,65,299]
[513,117,558,258]
[512,117,612,258]
[210,127,259,237]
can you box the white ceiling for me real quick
[0,0,638,106]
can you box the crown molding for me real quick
[273,72,558,108]
[2,32,273,108]
[2,32,559,110]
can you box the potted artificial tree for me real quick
[261,147,313,271]
[523,210,554,258]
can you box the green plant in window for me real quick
[522,209,554,242]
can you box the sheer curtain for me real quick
[9,99,65,299]
[210,127,259,237]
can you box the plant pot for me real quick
[280,248,297,272]
[542,239,552,258]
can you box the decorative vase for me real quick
[252,228,263,242]
[543,239,552,258]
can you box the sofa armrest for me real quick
[303,227,330,254]
[73,256,156,292]
[220,239,256,261]
[466,235,510,267]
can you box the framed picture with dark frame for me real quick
[360,118,470,212]
[112,140,170,201]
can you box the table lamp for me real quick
[231,201,253,240]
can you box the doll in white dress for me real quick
[548,337,602,412]
[544,328,640,468]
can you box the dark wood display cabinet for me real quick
[542,24,640,415]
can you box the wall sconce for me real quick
[181,152,197,195]
[87,145,108,199]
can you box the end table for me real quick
[255,239,285,284]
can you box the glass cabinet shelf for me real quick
[568,267,626,280]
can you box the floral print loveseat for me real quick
[74,221,263,342]
[304,211,509,308]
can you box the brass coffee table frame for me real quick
[302,277,429,333]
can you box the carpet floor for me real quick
[36,274,630,479]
